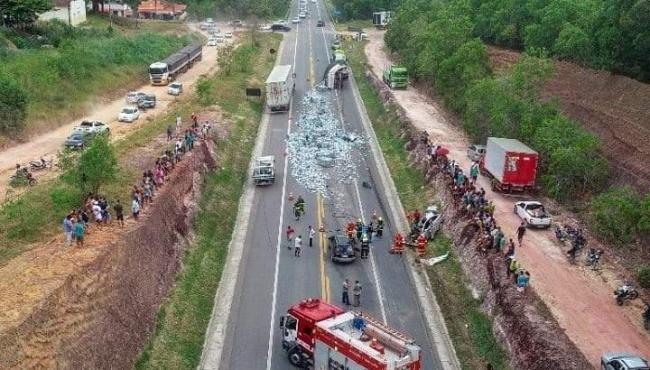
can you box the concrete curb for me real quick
[198,37,286,370]
[347,70,462,370]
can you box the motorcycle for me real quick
[29,158,53,171]
[585,248,604,270]
[9,168,37,187]
[614,283,639,306]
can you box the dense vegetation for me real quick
[179,0,290,19]
[330,0,395,20]
[0,20,186,135]
[590,187,650,245]
[471,0,650,81]
[385,0,609,201]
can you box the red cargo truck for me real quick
[479,137,538,193]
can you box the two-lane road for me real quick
[214,1,445,369]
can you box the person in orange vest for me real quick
[416,234,427,257]
[391,232,404,254]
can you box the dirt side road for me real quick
[365,29,650,368]
[0,23,233,196]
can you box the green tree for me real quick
[195,77,214,106]
[590,187,642,244]
[0,0,52,27]
[554,23,593,62]
[60,134,118,196]
[0,74,29,134]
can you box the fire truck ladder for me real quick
[354,312,415,344]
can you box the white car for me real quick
[73,120,109,135]
[207,37,217,46]
[299,12,306,18]
[292,17,300,24]
[118,106,140,122]
[205,18,214,24]
[311,0,316,2]
[514,201,552,228]
[126,91,146,104]
[467,144,486,161]
[224,32,233,38]
[215,34,225,43]
[168,82,183,96]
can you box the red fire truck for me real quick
[279,298,422,369]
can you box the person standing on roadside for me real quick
[63,215,73,246]
[74,219,85,248]
[352,280,362,307]
[286,225,295,249]
[517,222,526,247]
[308,225,315,247]
[294,235,302,257]
[114,200,124,227]
[505,238,515,258]
[342,279,350,305]
[167,125,173,141]
[131,197,140,220]
[176,114,182,132]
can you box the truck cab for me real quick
[383,65,408,89]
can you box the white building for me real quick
[39,0,87,26]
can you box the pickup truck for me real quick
[252,155,275,185]
[73,120,110,135]
[137,94,156,110]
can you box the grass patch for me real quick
[134,33,281,369]
[344,40,511,370]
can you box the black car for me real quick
[64,132,94,150]
[137,94,156,110]
[328,234,357,263]
[317,20,325,27]
[271,23,291,32]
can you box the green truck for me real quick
[383,65,408,89]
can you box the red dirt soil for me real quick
[488,46,650,192]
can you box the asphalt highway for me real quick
[218,1,444,368]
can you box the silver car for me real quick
[467,144,486,161]
[601,353,649,370]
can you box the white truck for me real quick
[252,155,275,185]
[372,11,393,29]
[265,65,294,113]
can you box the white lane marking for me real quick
[334,86,388,324]
[265,18,301,370]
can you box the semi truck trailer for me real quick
[479,137,539,193]
[265,64,294,113]
[148,44,203,86]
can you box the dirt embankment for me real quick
[488,46,650,192]
[0,142,216,369]
[364,70,592,370]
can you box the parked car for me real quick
[64,131,95,150]
[207,37,217,46]
[467,144,486,161]
[126,91,146,104]
[73,120,109,135]
[601,353,649,370]
[229,20,242,27]
[317,19,325,27]
[215,33,225,43]
[411,205,443,240]
[271,23,291,31]
[514,201,552,228]
[168,82,183,96]
[299,12,306,18]
[118,106,140,122]
[331,38,341,50]
[327,233,357,263]
[260,24,272,31]
[292,17,300,24]
[224,31,233,38]
[137,94,156,110]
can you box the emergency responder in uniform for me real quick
[293,196,305,221]
[346,222,356,241]
[376,217,384,238]
[360,231,370,259]
[355,219,363,240]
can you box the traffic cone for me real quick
[319,225,325,232]
[288,192,294,202]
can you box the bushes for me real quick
[0,73,28,134]
[590,187,650,245]
[638,267,650,289]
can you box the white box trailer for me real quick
[372,11,393,29]
[265,65,294,113]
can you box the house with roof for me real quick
[39,0,87,26]
[137,0,187,20]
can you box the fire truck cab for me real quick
[279,298,422,369]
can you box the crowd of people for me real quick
[62,113,212,248]
[425,140,531,292]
